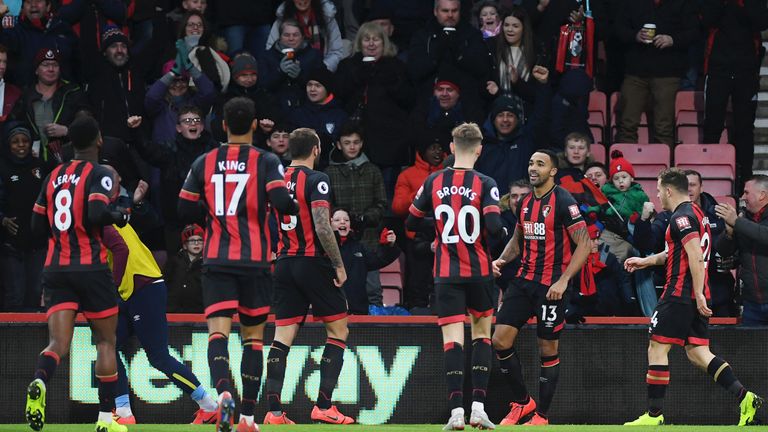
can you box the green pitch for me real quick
[1,426,768,432]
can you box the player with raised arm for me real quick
[623,168,763,426]
[407,123,505,431]
[491,150,590,426]
[177,97,298,432]
[25,116,130,432]
[264,128,353,426]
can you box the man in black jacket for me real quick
[614,0,699,145]
[716,175,768,325]
[0,122,51,311]
[85,27,147,143]
[700,0,768,189]
[407,0,493,109]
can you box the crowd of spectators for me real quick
[0,0,766,324]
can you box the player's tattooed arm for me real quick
[561,226,591,280]
[496,225,522,265]
[312,206,344,269]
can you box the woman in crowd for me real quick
[266,0,345,72]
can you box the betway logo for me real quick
[69,328,420,424]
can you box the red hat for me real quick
[181,224,204,242]
[34,48,61,69]
[587,223,602,240]
[608,150,635,179]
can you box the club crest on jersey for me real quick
[568,204,580,218]
[31,168,41,179]
[542,205,552,217]
[325,123,335,134]
[675,216,691,230]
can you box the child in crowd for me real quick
[330,208,400,314]
[599,150,649,261]
[165,224,205,313]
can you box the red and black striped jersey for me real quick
[516,185,586,286]
[179,145,287,267]
[409,168,501,282]
[276,166,332,258]
[661,202,711,303]
[33,160,113,271]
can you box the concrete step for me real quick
[754,127,768,145]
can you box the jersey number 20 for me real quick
[211,173,249,216]
[435,204,480,244]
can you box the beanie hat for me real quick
[417,127,442,153]
[489,95,524,121]
[608,150,635,178]
[230,53,258,79]
[34,48,60,69]
[4,121,31,142]
[101,26,130,52]
[434,66,462,93]
[306,66,335,94]
[181,224,204,242]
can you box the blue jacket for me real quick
[288,96,348,169]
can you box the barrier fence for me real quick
[0,315,765,425]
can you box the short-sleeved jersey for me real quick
[516,185,586,286]
[179,145,286,267]
[277,166,331,258]
[33,160,113,271]
[409,168,501,283]
[661,201,711,304]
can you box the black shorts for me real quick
[649,300,709,346]
[496,277,566,340]
[201,266,272,326]
[435,280,495,326]
[43,270,118,319]
[272,257,347,325]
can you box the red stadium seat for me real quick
[715,195,737,209]
[636,178,662,212]
[589,91,608,127]
[382,287,402,306]
[610,143,670,179]
[676,127,728,145]
[590,126,605,145]
[674,144,736,179]
[380,254,403,274]
[675,91,704,117]
[590,143,606,164]
[380,272,403,289]
[676,110,701,127]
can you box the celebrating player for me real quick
[407,123,504,430]
[491,150,590,426]
[25,116,130,432]
[623,168,762,426]
[264,128,353,425]
[96,173,218,426]
[178,97,298,432]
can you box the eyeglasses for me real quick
[186,239,204,244]
[186,22,203,29]
[180,117,202,125]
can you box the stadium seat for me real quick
[715,195,737,209]
[675,91,704,121]
[380,254,403,274]
[382,287,402,306]
[674,144,736,179]
[636,178,662,212]
[676,127,728,145]
[589,91,608,127]
[590,143,606,164]
[590,126,605,145]
[610,143,670,179]
[611,125,650,144]
[675,110,701,127]
[380,272,403,289]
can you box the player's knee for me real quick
[45,342,70,359]
[537,339,558,357]
[326,324,349,341]
[492,334,512,351]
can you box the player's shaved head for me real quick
[533,149,559,169]
[289,128,320,159]
[658,168,688,194]
[451,122,483,153]
[223,97,255,135]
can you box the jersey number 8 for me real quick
[435,204,480,244]
[54,189,73,231]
